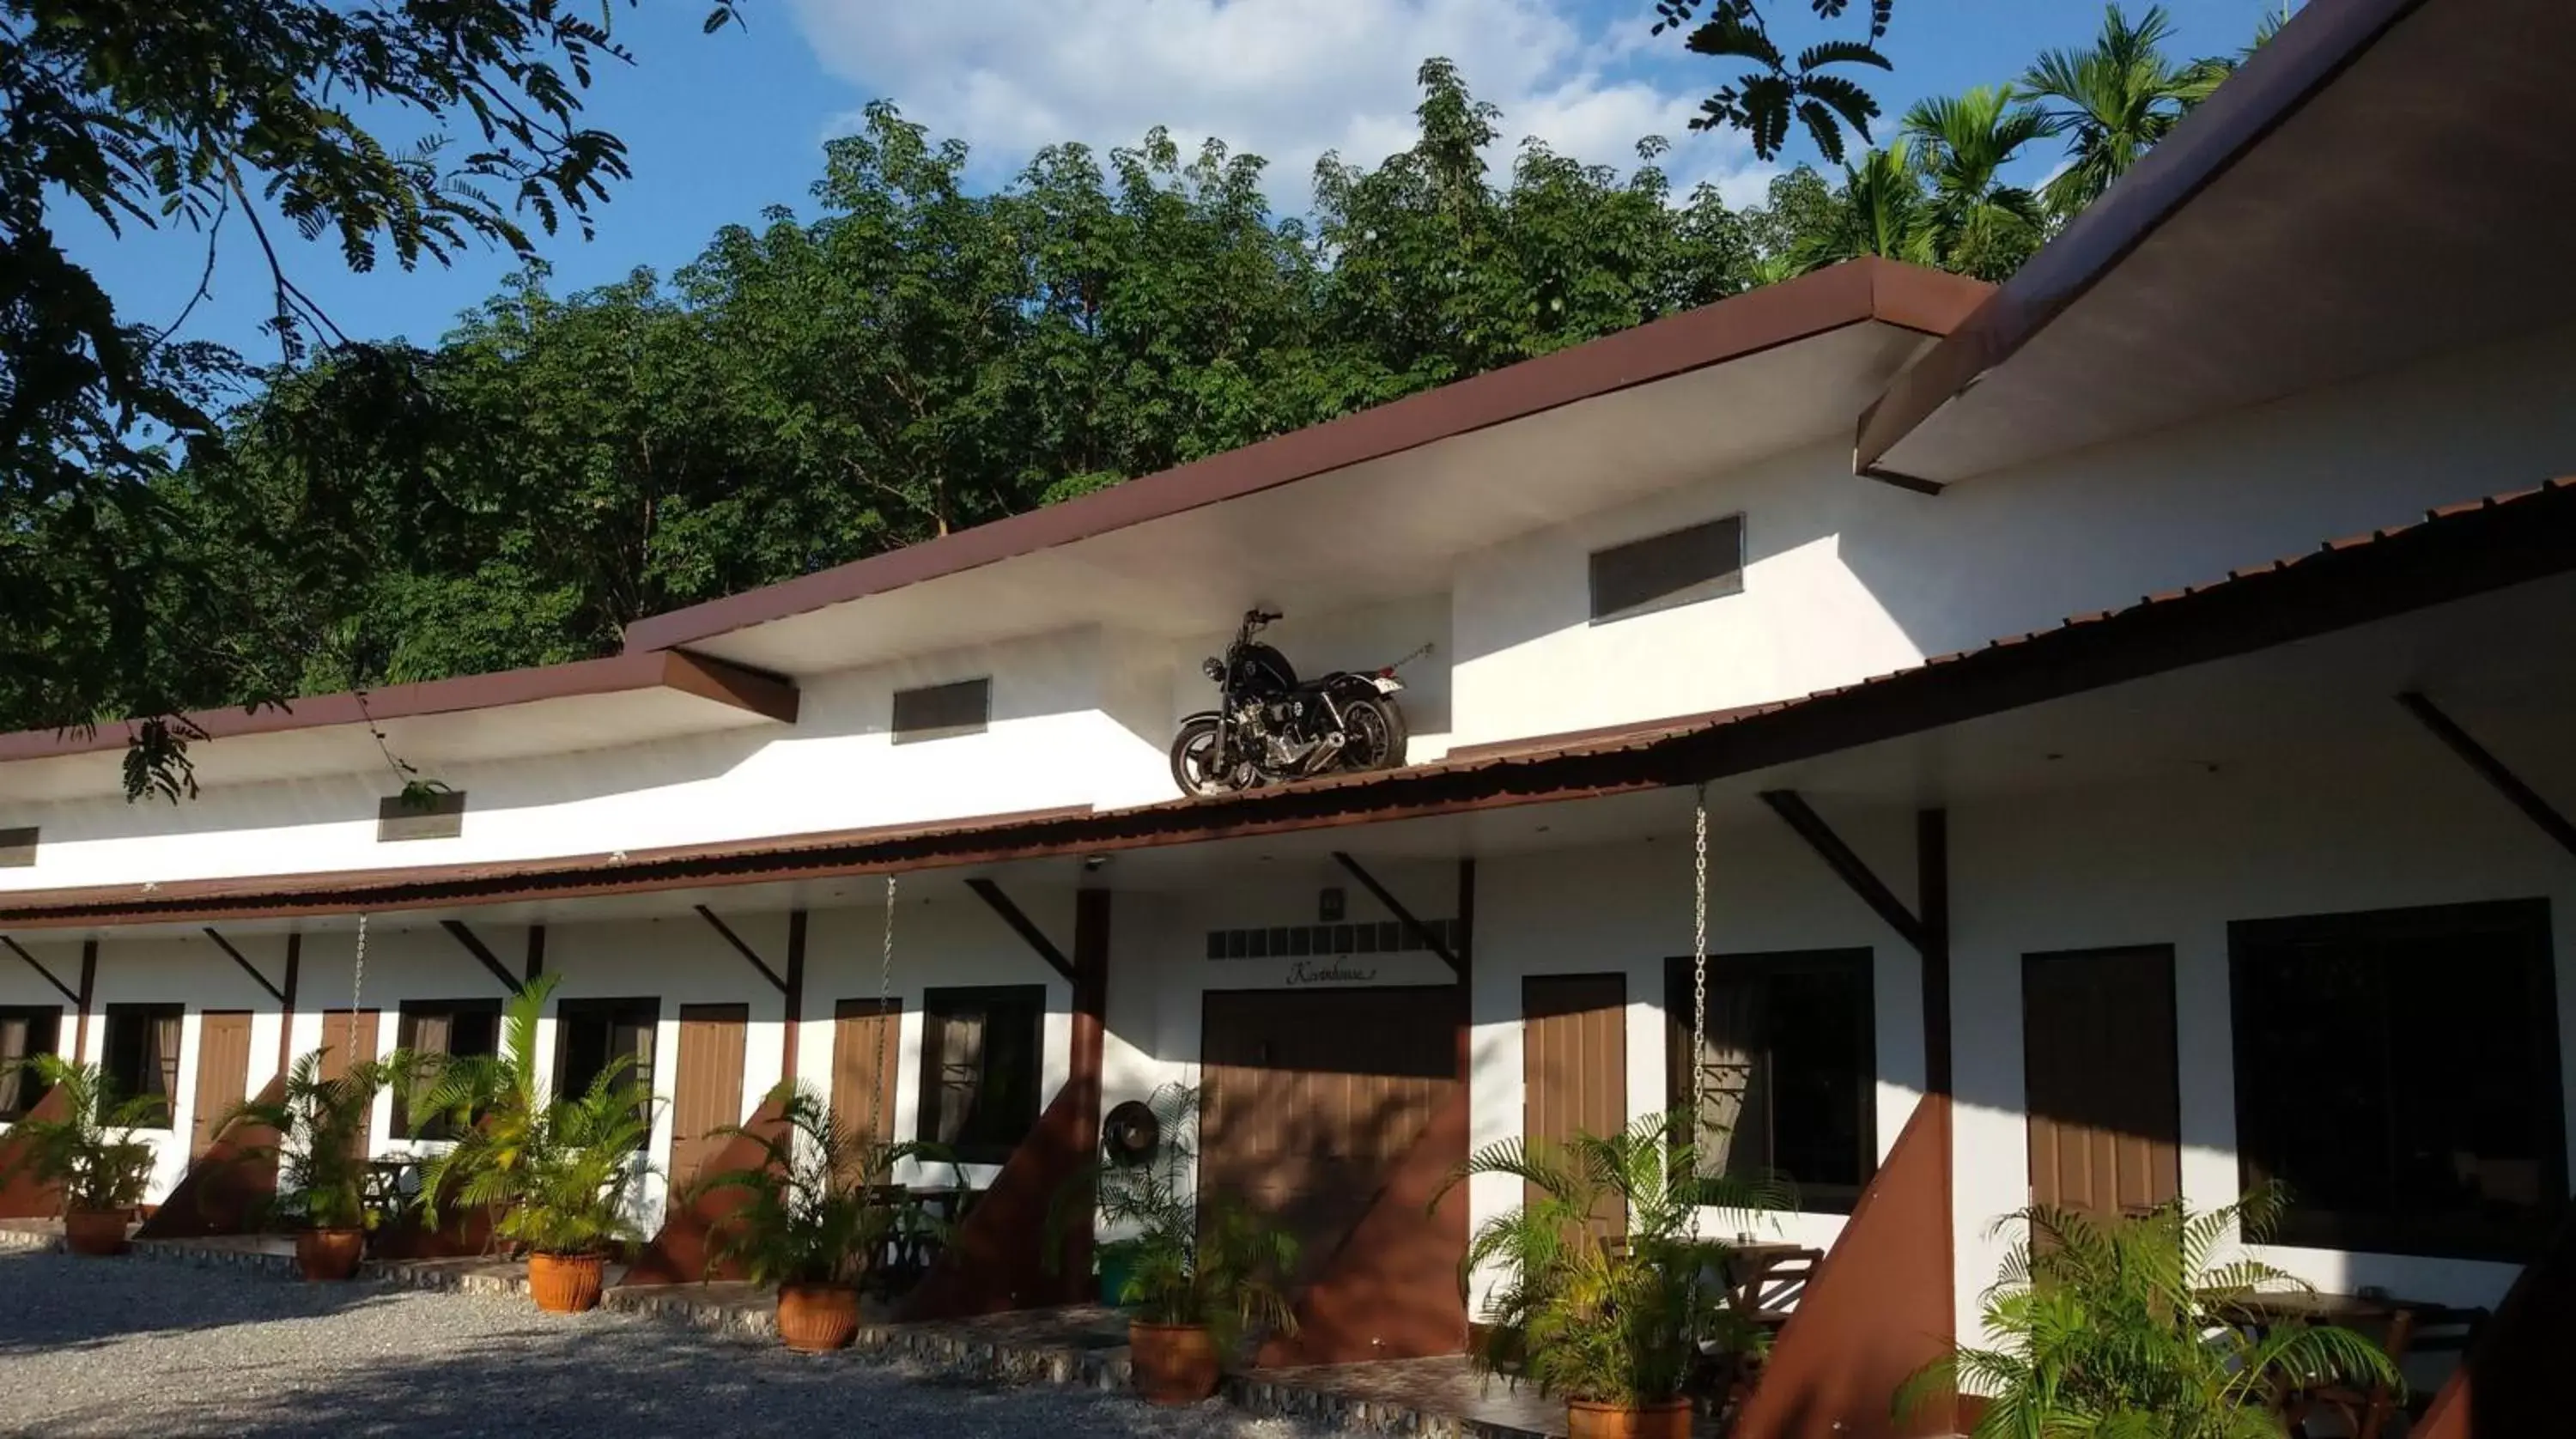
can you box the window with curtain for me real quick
[393,999,502,1139]
[0,1006,61,1120]
[102,1004,183,1129]
[1665,950,1874,1212]
[918,986,1043,1165]
[555,997,659,1148]
[2231,898,2566,1260]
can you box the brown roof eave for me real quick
[1852,0,2427,479]
[0,650,796,767]
[7,477,2569,932]
[625,259,1991,654]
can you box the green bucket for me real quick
[1097,1249,1138,1308]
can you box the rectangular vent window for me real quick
[1206,918,1463,961]
[1589,513,1745,624]
[0,827,33,867]
[893,677,991,744]
[377,790,466,842]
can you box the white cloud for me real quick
[784,0,1769,212]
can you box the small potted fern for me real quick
[222,1047,399,1280]
[0,1056,157,1256]
[1431,1112,1784,1439]
[1054,1084,1299,1405]
[695,1080,957,1351]
[414,975,660,1313]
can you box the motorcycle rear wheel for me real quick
[1337,695,1407,773]
[1170,717,1252,798]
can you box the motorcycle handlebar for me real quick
[1242,608,1282,628]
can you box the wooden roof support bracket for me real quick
[965,878,1078,985]
[201,926,288,1005]
[692,904,787,994]
[438,919,525,996]
[0,934,80,1005]
[1330,851,1463,976]
[2399,692,2576,864]
[1759,790,1929,951]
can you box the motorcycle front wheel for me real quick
[1170,717,1253,798]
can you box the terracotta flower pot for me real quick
[296,1228,366,1282]
[62,1208,131,1257]
[776,1282,861,1352]
[1128,1321,1221,1406]
[527,1252,606,1314]
[1567,1397,1693,1439]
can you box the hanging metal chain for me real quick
[1689,784,1710,1236]
[870,872,897,1145]
[349,914,370,1061]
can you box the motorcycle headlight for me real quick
[1201,657,1224,681]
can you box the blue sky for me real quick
[74,1,2286,367]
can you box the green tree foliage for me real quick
[0,0,741,794]
[2020,4,2231,219]
[1654,0,1903,162]
[1901,86,2050,281]
[161,63,1769,699]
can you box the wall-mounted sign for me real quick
[1285,957,1379,987]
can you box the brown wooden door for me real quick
[2023,948,2182,1218]
[671,1004,749,1187]
[831,999,902,1145]
[315,1010,381,1156]
[1200,987,1457,1277]
[1523,975,1627,1236]
[191,1011,254,1159]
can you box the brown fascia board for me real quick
[623,258,1994,654]
[0,650,797,767]
[1851,0,2427,478]
[7,475,2571,931]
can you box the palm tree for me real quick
[1793,143,1938,275]
[2021,4,2231,221]
[222,1047,399,1231]
[1901,86,2050,281]
[412,973,659,1257]
[1901,1185,2404,1437]
[1431,1111,1791,1408]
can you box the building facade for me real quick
[4,3,2573,1432]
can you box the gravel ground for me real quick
[0,1252,1334,1439]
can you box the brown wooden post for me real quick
[1917,809,1950,1099]
[1059,889,1111,1302]
[72,939,97,1062]
[522,923,545,985]
[780,908,808,1089]
[276,933,301,1073]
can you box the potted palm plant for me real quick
[1053,1084,1299,1406]
[221,1047,400,1280]
[1900,1185,2404,1438]
[1431,1112,1787,1439]
[693,1080,957,1351]
[0,1056,158,1257]
[414,975,660,1314]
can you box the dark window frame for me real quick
[553,996,660,1148]
[100,1002,185,1130]
[918,984,1047,1166]
[392,998,505,1139]
[1664,948,1877,1214]
[1589,513,1747,625]
[2228,898,2567,1262]
[892,677,992,744]
[0,1004,63,1120]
